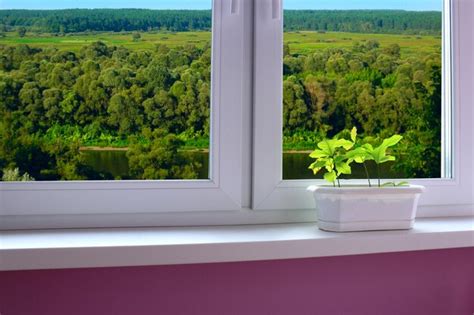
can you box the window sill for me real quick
[1,216,473,271]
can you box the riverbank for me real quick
[80,149,403,180]
[79,146,312,154]
[80,146,128,151]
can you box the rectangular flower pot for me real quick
[309,185,425,232]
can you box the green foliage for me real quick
[17,27,27,37]
[2,168,35,181]
[127,129,201,180]
[1,9,212,33]
[308,131,355,187]
[311,127,405,187]
[348,135,402,165]
[281,37,441,179]
[0,10,442,181]
[0,38,213,180]
[0,10,440,35]
[284,10,441,35]
[283,130,326,151]
[132,32,141,42]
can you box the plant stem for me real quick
[363,162,371,187]
[377,164,381,187]
[333,181,336,188]
[337,178,341,188]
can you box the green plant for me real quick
[2,168,35,181]
[308,129,355,187]
[309,127,405,187]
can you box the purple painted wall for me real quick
[1,247,473,315]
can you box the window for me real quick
[0,0,472,229]
[252,0,473,214]
[0,0,250,227]
[281,6,445,181]
[0,6,214,181]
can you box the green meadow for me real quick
[0,30,440,58]
[0,31,211,51]
[284,31,441,57]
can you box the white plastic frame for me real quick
[0,0,248,221]
[0,0,472,230]
[252,0,474,216]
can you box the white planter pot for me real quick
[309,185,425,232]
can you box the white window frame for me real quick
[0,0,253,228]
[0,0,472,230]
[252,0,474,217]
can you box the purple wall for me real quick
[1,247,473,315]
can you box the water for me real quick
[82,150,130,179]
[82,150,402,180]
[81,150,209,180]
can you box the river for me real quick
[82,150,402,180]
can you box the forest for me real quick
[0,9,441,34]
[0,10,442,181]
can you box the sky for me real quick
[0,0,442,11]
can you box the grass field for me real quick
[285,31,441,57]
[0,30,441,57]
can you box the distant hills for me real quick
[0,9,441,35]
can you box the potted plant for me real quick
[307,127,425,232]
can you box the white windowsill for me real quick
[1,216,473,271]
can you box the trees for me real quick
[127,129,200,180]
[107,91,143,135]
[280,39,441,178]
[0,40,212,180]
[283,10,441,35]
[132,32,141,42]
[282,76,307,130]
[1,9,440,35]
[1,9,213,33]
[0,7,442,180]
[18,27,27,37]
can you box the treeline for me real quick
[0,9,212,33]
[0,9,440,35]
[284,10,441,35]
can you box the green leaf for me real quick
[324,158,334,172]
[318,138,353,154]
[379,155,396,163]
[334,155,346,164]
[381,182,396,187]
[371,145,387,164]
[346,147,370,163]
[309,160,326,169]
[335,139,354,150]
[317,139,335,155]
[369,135,402,164]
[324,171,337,183]
[336,162,351,175]
[362,143,374,152]
[381,135,403,148]
[308,160,326,175]
[309,149,328,159]
[350,127,357,143]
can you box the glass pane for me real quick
[0,1,212,181]
[282,0,444,181]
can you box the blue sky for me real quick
[0,0,442,11]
